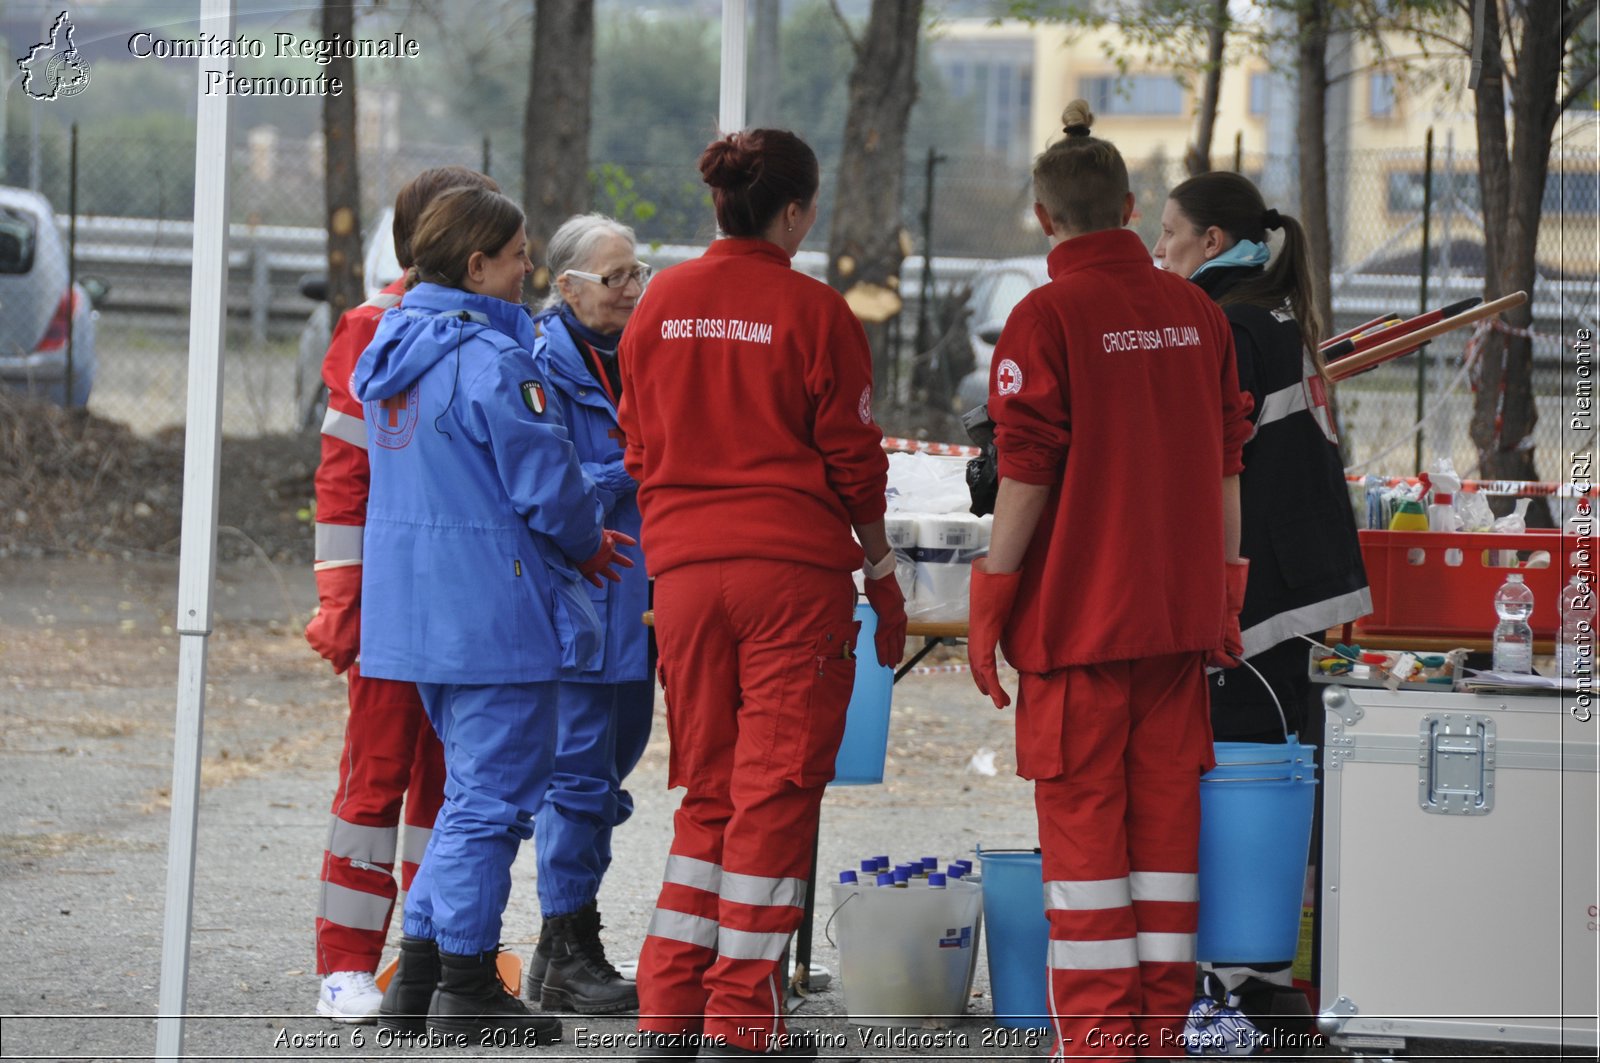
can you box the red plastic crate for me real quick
[1357,529,1572,638]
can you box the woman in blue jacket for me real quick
[522,213,653,1015]
[352,186,633,1043]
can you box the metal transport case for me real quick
[1318,685,1598,1054]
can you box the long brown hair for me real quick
[1032,100,1129,236]
[407,186,525,292]
[1167,171,1324,367]
[699,128,819,238]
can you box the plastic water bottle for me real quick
[945,864,966,880]
[926,872,947,889]
[859,858,878,876]
[839,870,858,885]
[1492,573,1535,674]
[875,871,896,888]
[1556,575,1594,679]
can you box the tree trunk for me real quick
[1471,0,1564,521]
[826,0,923,400]
[321,0,363,322]
[749,0,782,128]
[1295,0,1333,343]
[523,0,594,298]
[1184,0,1229,177]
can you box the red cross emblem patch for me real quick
[996,358,1023,396]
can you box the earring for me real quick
[786,224,794,232]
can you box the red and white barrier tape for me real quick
[1346,473,1591,498]
[904,662,972,676]
[882,435,982,458]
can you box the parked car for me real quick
[293,207,402,429]
[954,255,1051,412]
[0,185,108,407]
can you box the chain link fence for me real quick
[7,127,1594,491]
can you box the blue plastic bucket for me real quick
[1197,741,1318,963]
[977,848,1051,1030]
[831,603,894,785]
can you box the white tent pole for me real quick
[720,0,748,134]
[155,0,235,1056]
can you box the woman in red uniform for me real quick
[617,128,906,1058]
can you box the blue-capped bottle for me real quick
[875,855,890,872]
[875,871,896,888]
[945,863,966,880]
[926,872,947,889]
[839,870,858,885]
[859,858,878,877]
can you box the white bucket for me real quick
[829,879,983,1027]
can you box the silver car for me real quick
[0,185,105,406]
[954,256,1051,412]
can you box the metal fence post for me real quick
[1415,127,1433,474]
[250,234,270,347]
[67,122,78,407]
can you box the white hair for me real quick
[543,213,638,310]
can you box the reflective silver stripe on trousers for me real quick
[717,926,790,962]
[663,853,721,893]
[326,816,397,865]
[1129,871,1197,904]
[315,523,364,565]
[1047,936,1140,970]
[1045,877,1130,911]
[646,908,718,950]
[318,881,393,931]
[719,870,805,909]
[321,406,368,449]
[1136,931,1196,963]
[401,826,431,867]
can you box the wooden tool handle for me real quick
[1327,290,1529,382]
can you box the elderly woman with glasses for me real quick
[521,213,654,1017]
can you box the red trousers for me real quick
[315,664,446,975]
[1016,653,1214,1061]
[637,559,858,1052]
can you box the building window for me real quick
[1080,75,1184,116]
[1249,73,1270,116]
[1370,72,1396,118]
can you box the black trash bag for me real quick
[962,403,998,517]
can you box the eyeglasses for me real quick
[563,263,652,290]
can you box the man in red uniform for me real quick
[967,103,1253,1060]
[305,166,497,1023]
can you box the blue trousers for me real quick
[404,681,557,955]
[535,679,654,917]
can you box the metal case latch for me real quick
[1418,713,1496,815]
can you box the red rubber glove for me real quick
[1208,559,1250,669]
[968,558,1021,709]
[578,529,638,587]
[305,563,362,674]
[863,573,908,668]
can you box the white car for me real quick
[293,207,402,429]
[954,256,1050,413]
[0,185,106,407]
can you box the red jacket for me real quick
[617,239,888,577]
[989,229,1252,670]
[312,280,404,568]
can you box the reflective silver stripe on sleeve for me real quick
[717,927,790,962]
[1129,871,1197,904]
[317,881,393,932]
[1136,931,1196,963]
[321,406,368,449]
[646,908,718,950]
[326,817,397,865]
[364,291,402,310]
[1045,877,1131,911]
[1047,936,1140,970]
[719,870,805,909]
[401,826,431,868]
[663,854,721,893]
[315,523,364,565]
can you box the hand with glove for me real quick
[305,563,362,674]
[578,529,638,587]
[1208,558,1250,669]
[862,566,908,668]
[968,557,1021,709]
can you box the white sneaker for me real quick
[317,970,383,1024]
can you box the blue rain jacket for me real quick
[535,308,649,684]
[352,283,608,684]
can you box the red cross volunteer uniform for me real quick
[617,237,888,1053]
[986,228,1252,1058]
[305,278,446,990]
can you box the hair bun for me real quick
[699,134,759,190]
[1060,99,1094,137]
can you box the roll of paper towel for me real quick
[911,514,986,621]
[885,515,919,600]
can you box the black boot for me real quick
[539,902,638,1014]
[427,948,563,1043]
[523,917,553,1001]
[376,935,440,1037]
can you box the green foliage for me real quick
[590,162,657,226]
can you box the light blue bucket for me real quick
[977,848,1051,1030]
[1197,741,1318,963]
[831,603,894,785]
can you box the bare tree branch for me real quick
[827,0,862,57]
